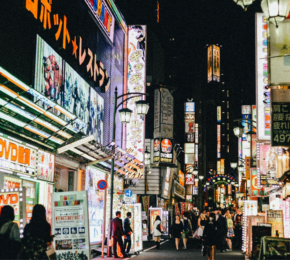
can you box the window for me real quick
[227,134,229,142]
[227,145,229,153]
[227,123,229,130]
[227,90,229,97]
[227,112,229,119]
[227,101,229,108]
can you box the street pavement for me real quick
[95,239,245,260]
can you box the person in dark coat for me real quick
[203,213,218,260]
[170,215,183,250]
[22,204,53,260]
[111,211,127,258]
[216,209,228,253]
[123,212,133,254]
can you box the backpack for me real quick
[0,222,21,259]
[183,219,189,231]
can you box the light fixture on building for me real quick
[144,147,151,165]
[206,182,210,186]
[118,108,132,124]
[246,130,255,143]
[233,125,244,138]
[193,170,198,176]
[230,162,238,169]
[261,0,290,27]
[195,178,199,182]
[238,165,245,172]
[135,100,150,115]
[199,175,204,180]
[233,0,255,11]
[231,181,236,185]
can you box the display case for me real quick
[162,211,169,236]
[22,180,36,222]
[258,236,290,260]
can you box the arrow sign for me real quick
[125,189,133,197]
[97,180,107,190]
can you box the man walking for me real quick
[217,209,228,253]
[123,212,133,255]
[111,211,128,258]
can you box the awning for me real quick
[57,135,144,178]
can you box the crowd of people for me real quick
[152,207,243,260]
[0,204,53,260]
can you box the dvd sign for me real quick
[160,139,173,163]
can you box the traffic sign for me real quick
[125,189,133,197]
[97,180,107,190]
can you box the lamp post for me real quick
[261,0,290,27]
[233,0,255,11]
[108,87,149,256]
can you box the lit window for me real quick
[227,134,229,142]
[227,145,229,153]
[227,112,229,119]
[227,101,229,108]
[227,90,229,97]
[227,123,229,130]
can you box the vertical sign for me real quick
[256,13,270,141]
[252,134,257,167]
[242,105,252,141]
[220,159,225,175]
[179,170,185,187]
[217,106,221,123]
[153,89,160,138]
[250,168,262,197]
[245,157,251,180]
[217,125,221,158]
[213,45,220,82]
[127,25,147,162]
[207,45,213,82]
[195,124,198,143]
[217,160,221,174]
[53,191,90,260]
[160,88,174,138]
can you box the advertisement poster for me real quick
[160,139,173,163]
[53,191,90,260]
[267,210,284,238]
[250,168,264,197]
[207,45,213,82]
[150,208,162,234]
[127,25,147,162]
[179,170,185,187]
[282,199,290,238]
[244,200,258,216]
[186,174,194,185]
[256,13,270,141]
[37,150,54,182]
[161,167,172,199]
[85,166,106,244]
[258,144,276,177]
[180,202,185,215]
[153,139,160,162]
[213,45,220,82]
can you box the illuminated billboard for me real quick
[127,25,147,161]
[217,125,221,158]
[241,105,252,141]
[207,45,213,82]
[185,102,195,112]
[256,13,270,141]
[217,106,221,123]
[213,45,220,82]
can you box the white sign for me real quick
[184,143,195,154]
[124,194,137,204]
[256,13,270,141]
[242,105,252,115]
[53,191,90,260]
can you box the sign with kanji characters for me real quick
[271,89,290,146]
[126,25,147,165]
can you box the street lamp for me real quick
[230,162,238,169]
[108,87,149,255]
[233,0,255,11]
[261,0,290,27]
[233,125,244,138]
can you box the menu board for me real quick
[267,210,284,238]
[53,191,90,260]
[37,150,54,181]
[85,166,106,244]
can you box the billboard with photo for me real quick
[256,13,271,141]
[127,25,147,161]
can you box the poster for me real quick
[53,191,90,260]
[160,139,173,163]
[179,170,185,187]
[267,210,284,238]
[282,199,290,238]
[186,174,194,185]
[258,144,276,177]
[37,150,54,181]
[149,208,162,234]
[207,45,213,82]
[85,166,106,244]
[244,200,258,216]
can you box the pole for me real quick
[108,87,117,257]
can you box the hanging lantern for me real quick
[135,100,149,116]
[233,125,244,138]
[233,0,255,11]
[118,108,132,124]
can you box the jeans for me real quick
[124,235,131,254]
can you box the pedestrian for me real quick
[123,212,133,255]
[234,208,243,249]
[192,211,198,232]
[193,212,207,239]
[216,208,228,253]
[225,211,234,251]
[152,215,162,249]
[181,212,192,249]
[203,213,218,260]
[170,215,183,250]
[110,211,127,258]
[0,205,21,259]
[21,204,53,260]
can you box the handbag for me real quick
[160,224,164,232]
[46,244,57,260]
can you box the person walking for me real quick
[226,211,234,251]
[216,209,228,253]
[111,211,127,258]
[181,212,192,249]
[21,204,53,260]
[0,205,21,259]
[123,212,133,255]
[234,208,243,249]
[152,215,162,249]
[170,215,183,250]
[193,212,207,240]
[203,213,218,260]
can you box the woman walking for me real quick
[170,215,183,250]
[0,205,21,259]
[193,212,207,239]
[22,204,53,260]
[152,215,162,249]
[203,213,218,260]
[181,212,192,249]
[226,211,234,251]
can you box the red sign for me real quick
[97,180,107,190]
[161,139,172,153]
[154,139,160,151]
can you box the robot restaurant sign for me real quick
[25,0,110,92]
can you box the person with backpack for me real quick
[152,215,162,249]
[0,205,21,259]
[21,204,53,260]
[180,212,192,249]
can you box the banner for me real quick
[53,191,90,260]
[180,202,185,215]
[245,157,251,180]
[267,210,284,237]
[175,203,180,216]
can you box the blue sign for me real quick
[78,227,85,234]
[71,227,77,235]
[185,102,195,112]
[55,228,61,236]
[125,189,133,197]
[63,227,70,235]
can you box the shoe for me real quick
[182,246,187,249]
[220,250,225,253]
[125,254,131,258]
[226,249,232,251]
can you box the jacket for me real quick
[123,217,133,236]
[0,221,21,242]
[111,217,125,237]
[203,222,218,246]
[217,215,227,236]
[153,220,162,237]
[181,217,192,231]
